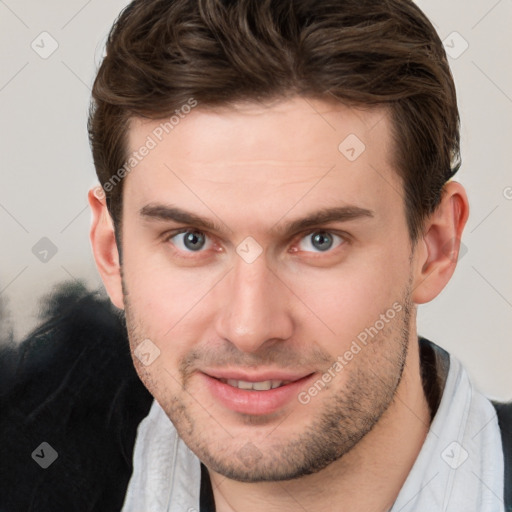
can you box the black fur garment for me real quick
[0,283,153,512]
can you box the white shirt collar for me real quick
[390,354,505,511]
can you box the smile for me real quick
[201,371,316,415]
[219,379,292,390]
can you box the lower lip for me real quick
[201,373,315,416]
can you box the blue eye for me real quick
[297,231,344,253]
[169,230,211,252]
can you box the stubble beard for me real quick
[123,276,412,483]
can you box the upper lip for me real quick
[202,369,315,382]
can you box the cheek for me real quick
[287,244,410,343]
[122,233,215,331]
[122,253,226,380]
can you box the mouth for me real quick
[218,378,293,391]
[200,370,316,416]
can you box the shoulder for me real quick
[0,283,153,512]
[492,400,512,510]
[494,401,512,428]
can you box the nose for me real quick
[214,252,294,354]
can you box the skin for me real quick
[89,96,469,512]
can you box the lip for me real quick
[200,370,316,416]
[203,368,313,382]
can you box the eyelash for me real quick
[164,228,349,259]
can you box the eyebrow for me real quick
[139,203,375,237]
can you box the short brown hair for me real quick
[89,0,460,242]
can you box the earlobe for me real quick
[88,187,125,310]
[411,181,469,304]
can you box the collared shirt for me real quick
[121,340,506,512]
[390,351,504,511]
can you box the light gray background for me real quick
[0,0,511,399]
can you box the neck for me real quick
[209,336,431,512]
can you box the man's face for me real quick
[120,97,417,481]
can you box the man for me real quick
[0,0,510,511]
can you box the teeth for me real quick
[223,379,289,390]
[271,380,284,389]
[253,381,272,391]
[234,379,254,390]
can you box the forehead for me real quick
[123,96,403,234]
[128,96,391,166]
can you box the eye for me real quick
[296,231,345,253]
[168,230,212,252]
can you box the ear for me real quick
[88,187,125,310]
[411,181,469,304]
